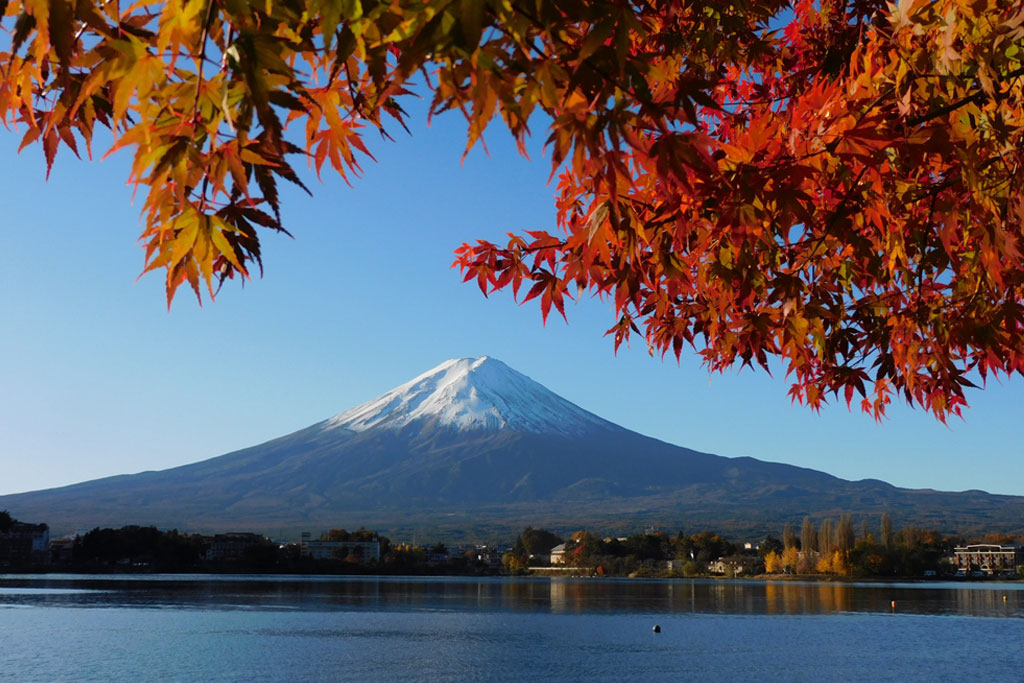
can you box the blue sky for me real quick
[1,103,1021,499]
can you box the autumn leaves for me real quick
[3,0,1023,419]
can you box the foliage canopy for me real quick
[2,0,1023,419]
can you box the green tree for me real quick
[680,561,702,578]
[383,544,426,572]
[849,538,891,577]
[677,532,737,564]
[349,528,378,542]
[73,525,206,568]
[757,535,783,559]
[324,527,379,543]
[502,551,526,573]
[516,527,563,556]
[624,533,668,562]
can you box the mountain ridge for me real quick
[1,356,1022,539]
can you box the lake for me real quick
[2,574,1022,681]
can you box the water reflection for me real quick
[0,575,1021,618]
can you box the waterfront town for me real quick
[2,510,1022,579]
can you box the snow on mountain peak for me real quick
[322,356,615,436]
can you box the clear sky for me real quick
[1,102,1021,498]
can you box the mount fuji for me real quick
[2,356,1023,538]
[321,356,617,436]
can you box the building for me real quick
[952,544,1024,576]
[665,559,687,572]
[205,533,271,562]
[473,545,505,568]
[549,543,568,565]
[426,548,450,567]
[0,522,50,566]
[707,555,760,576]
[303,540,381,562]
[48,536,78,564]
[300,533,381,562]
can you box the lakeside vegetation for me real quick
[3,510,1023,580]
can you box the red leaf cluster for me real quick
[3,0,1022,419]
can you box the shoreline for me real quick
[527,568,1024,583]
[1,570,1022,585]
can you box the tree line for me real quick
[763,513,1024,577]
[510,517,1024,579]
[42,525,499,575]
[6,512,1023,578]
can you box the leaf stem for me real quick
[191,0,217,126]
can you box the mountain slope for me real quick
[2,356,1022,538]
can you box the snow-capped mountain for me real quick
[321,356,616,436]
[3,356,1023,538]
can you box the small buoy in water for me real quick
[652,625,661,633]
[891,600,896,609]
[1004,595,1008,602]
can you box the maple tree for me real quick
[2,0,1022,420]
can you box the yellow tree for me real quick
[831,550,849,576]
[781,546,799,574]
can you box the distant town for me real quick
[2,510,1022,580]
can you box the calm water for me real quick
[2,574,1023,681]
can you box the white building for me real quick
[953,544,1023,576]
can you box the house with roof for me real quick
[549,543,568,565]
